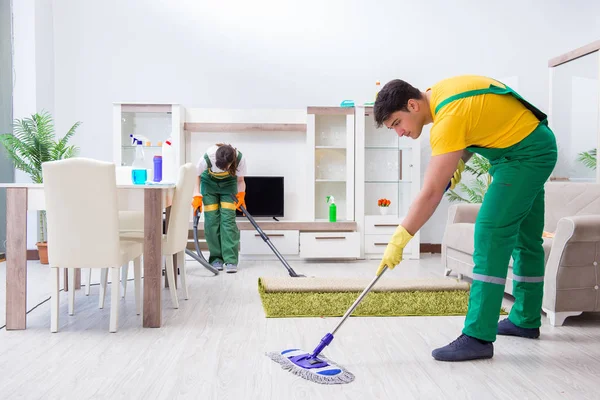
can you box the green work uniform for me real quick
[437,84,558,342]
[201,151,243,266]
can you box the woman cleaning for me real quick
[373,75,557,361]
[192,143,247,273]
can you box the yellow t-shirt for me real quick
[428,75,541,156]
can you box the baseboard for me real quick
[27,250,40,260]
[420,243,441,254]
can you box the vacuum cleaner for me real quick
[230,194,305,277]
[186,195,305,277]
[184,209,220,275]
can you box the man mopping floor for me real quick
[373,75,558,361]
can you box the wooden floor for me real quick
[1,254,600,399]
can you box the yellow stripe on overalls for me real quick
[208,170,230,179]
[220,202,236,210]
[204,204,219,212]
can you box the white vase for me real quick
[379,207,389,215]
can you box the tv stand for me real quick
[272,216,280,222]
[191,220,359,259]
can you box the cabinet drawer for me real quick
[299,232,360,259]
[365,234,393,254]
[365,215,402,235]
[365,234,418,259]
[240,230,299,255]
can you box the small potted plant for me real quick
[0,111,80,264]
[377,198,391,215]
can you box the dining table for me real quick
[1,182,175,330]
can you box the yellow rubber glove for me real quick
[449,159,466,190]
[235,191,246,211]
[192,195,203,214]
[376,225,414,276]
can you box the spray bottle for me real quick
[326,196,336,222]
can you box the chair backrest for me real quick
[43,158,121,268]
[545,182,600,232]
[164,163,196,254]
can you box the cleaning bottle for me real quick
[131,140,147,184]
[327,196,336,222]
[153,155,163,182]
[161,138,176,183]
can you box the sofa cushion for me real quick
[545,182,600,232]
[444,223,475,255]
[444,223,553,267]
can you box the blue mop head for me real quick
[266,349,355,384]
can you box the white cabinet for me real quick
[112,103,185,183]
[355,106,421,259]
[240,230,299,255]
[299,232,360,259]
[306,107,355,222]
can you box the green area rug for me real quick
[258,276,507,318]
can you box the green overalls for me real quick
[436,83,558,342]
[201,151,243,266]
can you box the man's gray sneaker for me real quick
[211,261,223,271]
[225,263,237,273]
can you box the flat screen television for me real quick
[236,176,284,218]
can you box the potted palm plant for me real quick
[0,111,80,264]
[577,148,596,170]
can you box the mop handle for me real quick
[331,266,387,336]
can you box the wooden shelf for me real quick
[307,107,354,116]
[120,104,172,113]
[192,220,357,232]
[549,40,600,67]
[184,122,306,132]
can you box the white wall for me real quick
[22,0,600,243]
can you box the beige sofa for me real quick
[442,182,600,327]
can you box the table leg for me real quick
[143,189,162,328]
[75,270,81,289]
[6,188,27,330]
[164,207,177,289]
[63,269,82,292]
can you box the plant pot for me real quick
[36,242,49,265]
[379,207,389,216]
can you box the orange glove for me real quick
[235,192,246,211]
[192,195,203,214]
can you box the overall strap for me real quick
[236,150,243,166]
[434,88,495,115]
[434,81,547,123]
[204,153,212,169]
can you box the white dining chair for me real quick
[43,158,143,332]
[117,163,196,308]
[82,169,145,299]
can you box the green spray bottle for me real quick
[326,196,337,222]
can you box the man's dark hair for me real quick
[215,143,237,176]
[374,79,422,128]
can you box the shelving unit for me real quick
[113,103,186,183]
[184,122,306,132]
[306,107,355,222]
[355,106,421,259]
[301,106,360,259]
